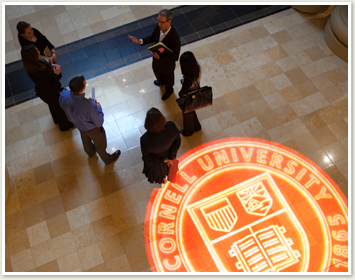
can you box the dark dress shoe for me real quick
[154,80,164,86]
[162,92,173,100]
[180,129,193,137]
[106,150,121,165]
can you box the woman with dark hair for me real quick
[178,51,202,136]
[17,21,57,63]
[21,44,73,131]
[140,107,181,184]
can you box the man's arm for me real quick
[128,25,159,46]
[90,100,104,128]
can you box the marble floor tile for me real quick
[4,5,349,273]
[57,251,83,272]
[85,197,111,223]
[51,232,77,259]
[98,234,125,262]
[31,240,56,268]
[66,205,91,231]
[26,221,51,247]
[46,213,71,239]
[78,242,104,271]
[10,249,35,272]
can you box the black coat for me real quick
[26,61,73,131]
[140,121,181,184]
[26,61,61,103]
[142,25,181,65]
[18,28,54,56]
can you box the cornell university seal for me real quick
[145,138,348,273]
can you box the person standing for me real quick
[128,9,181,101]
[17,21,57,63]
[21,44,73,131]
[140,108,181,184]
[59,76,121,165]
[178,51,202,136]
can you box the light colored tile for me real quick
[72,223,97,250]
[66,205,91,230]
[267,125,292,143]
[26,221,50,247]
[78,243,104,271]
[254,79,278,96]
[46,141,68,161]
[100,7,118,20]
[105,254,132,272]
[240,117,264,137]
[57,251,83,272]
[290,98,314,117]
[305,92,330,111]
[10,249,35,272]
[225,124,248,138]
[258,35,278,50]
[24,133,46,153]
[85,197,110,223]
[251,51,273,66]
[31,240,56,268]
[283,119,309,138]
[263,92,287,109]
[51,232,76,259]
[237,57,259,72]
[269,74,293,90]
[122,129,141,149]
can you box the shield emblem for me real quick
[187,172,309,272]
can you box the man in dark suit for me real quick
[129,9,181,100]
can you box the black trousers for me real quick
[182,110,201,136]
[38,93,73,131]
[152,60,175,94]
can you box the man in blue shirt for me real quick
[59,76,121,165]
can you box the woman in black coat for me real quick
[21,44,73,131]
[17,21,57,63]
[178,51,202,136]
[140,108,181,184]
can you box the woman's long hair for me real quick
[21,44,45,73]
[180,51,199,80]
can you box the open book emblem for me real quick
[186,173,308,272]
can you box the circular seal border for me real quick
[144,137,348,273]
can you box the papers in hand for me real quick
[148,42,173,55]
[91,87,95,103]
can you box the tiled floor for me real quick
[4,5,348,273]
[5,4,289,108]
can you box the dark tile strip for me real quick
[4,5,291,109]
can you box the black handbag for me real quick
[176,81,213,114]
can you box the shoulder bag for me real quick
[176,80,213,114]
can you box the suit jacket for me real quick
[142,25,181,65]
[18,28,55,56]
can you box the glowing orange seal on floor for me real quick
[144,138,348,273]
